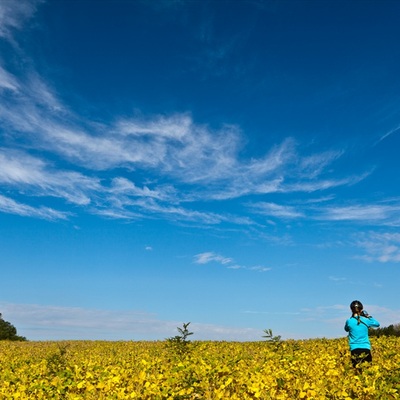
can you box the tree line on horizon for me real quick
[369,323,400,338]
[0,313,26,341]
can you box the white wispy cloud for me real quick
[317,203,400,225]
[297,150,344,179]
[109,177,178,202]
[0,302,263,341]
[242,310,300,316]
[0,65,19,91]
[284,171,371,193]
[377,124,400,143]
[126,198,226,224]
[355,232,400,263]
[0,149,100,205]
[0,194,69,220]
[248,198,400,226]
[26,72,65,111]
[329,276,347,282]
[194,252,233,265]
[0,0,42,40]
[248,202,304,219]
[194,252,271,272]
[114,115,245,184]
[247,265,271,272]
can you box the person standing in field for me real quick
[344,300,380,369]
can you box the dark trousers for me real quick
[351,348,372,368]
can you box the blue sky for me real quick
[1,0,400,341]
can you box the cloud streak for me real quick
[248,202,304,219]
[0,149,100,206]
[355,232,400,263]
[194,252,233,265]
[194,251,271,272]
[249,198,400,227]
[377,124,400,143]
[316,201,400,226]
[1,302,263,341]
[0,194,69,220]
[0,0,42,40]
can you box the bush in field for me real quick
[166,322,194,358]
[262,328,281,342]
[0,313,26,341]
[167,322,193,344]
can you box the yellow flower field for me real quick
[0,337,399,399]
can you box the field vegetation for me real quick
[1,336,399,399]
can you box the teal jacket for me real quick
[344,315,380,351]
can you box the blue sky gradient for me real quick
[1,0,400,341]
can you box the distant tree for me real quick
[0,313,27,341]
[369,323,400,337]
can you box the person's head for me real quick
[350,300,363,315]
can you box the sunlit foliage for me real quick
[0,337,399,399]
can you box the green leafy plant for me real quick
[262,328,281,342]
[166,322,194,358]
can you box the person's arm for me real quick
[367,317,380,328]
[344,320,350,332]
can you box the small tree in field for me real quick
[262,328,281,342]
[166,322,193,358]
[0,313,26,341]
[168,322,193,344]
